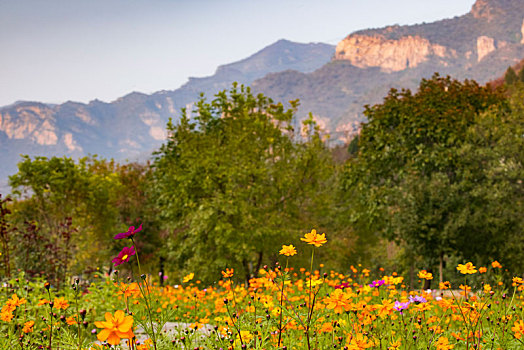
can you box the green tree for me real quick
[152,84,336,283]
[342,74,508,283]
[504,66,518,85]
[518,67,524,83]
[8,156,158,281]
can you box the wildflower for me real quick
[456,262,477,274]
[53,297,69,310]
[279,244,297,256]
[300,229,327,247]
[6,294,26,308]
[0,310,13,322]
[418,270,433,280]
[435,336,454,350]
[393,300,410,313]
[388,338,401,349]
[409,295,427,304]
[114,224,142,240]
[94,310,134,346]
[183,273,194,283]
[512,320,524,339]
[66,315,78,325]
[221,268,234,278]
[369,279,385,288]
[512,277,523,286]
[22,320,34,333]
[491,261,502,268]
[439,281,451,290]
[324,289,350,314]
[112,246,136,267]
[335,282,351,290]
[37,299,50,306]
[478,266,487,273]
[459,284,471,296]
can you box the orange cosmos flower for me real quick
[418,270,433,280]
[53,297,69,310]
[456,262,477,275]
[66,315,78,325]
[491,261,502,269]
[94,310,134,346]
[439,281,451,290]
[300,229,327,247]
[478,266,487,273]
[324,289,350,314]
[7,294,27,308]
[512,320,524,339]
[279,244,297,256]
[221,268,234,278]
[512,277,523,285]
[435,336,454,350]
[22,320,34,333]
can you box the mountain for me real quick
[2,0,524,193]
[252,0,524,141]
[0,40,334,192]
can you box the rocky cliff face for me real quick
[334,34,451,72]
[477,36,496,62]
[253,0,524,143]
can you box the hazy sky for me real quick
[0,0,476,106]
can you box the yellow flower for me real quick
[279,244,297,256]
[221,268,234,278]
[182,273,194,283]
[94,310,134,346]
[300,229,327,247]
[22,320,34,333]
[512,277,523,286]
[418,270,433,280]
[456,262,477,274]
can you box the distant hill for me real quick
[2,0,524,193]
[252,0,524,141]
[0,40,334,192]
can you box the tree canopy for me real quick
[152,84,336,283]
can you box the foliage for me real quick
[341,74,510,281]
[505,66,518,85]
[7,156,158,282]
[152,84,336,283]
[0,239,523,349]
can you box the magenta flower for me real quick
[393,300,411,314]
[369,279,385,288]
[113,224,142,240]
[112,246,136,266]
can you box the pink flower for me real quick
[113,224,142,240]
[112,247,136,266]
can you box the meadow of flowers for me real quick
[1,226,523,349]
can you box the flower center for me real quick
[122,254,128,260]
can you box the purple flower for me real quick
[112,246,136,266]
[409,295,427,304]
[369,279,385,288]
[114,224,142,240]
[393,300,410,314]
